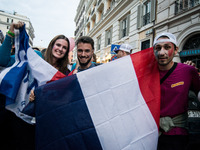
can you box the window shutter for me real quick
[127,14,130,36]
[119,20,122,39]
[110,27,113,44]
[105,31,108,46]
[150,0,156,22]
[137,4,142,29]
[99,36,101,50]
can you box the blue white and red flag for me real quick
[35,47,160,150]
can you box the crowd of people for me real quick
[0,21,200,150]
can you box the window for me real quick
[141,39,150,50]
[143,1,151,26]
[105,28,112,46]
[119,14,130,39]
[137,0,156,28]
[111,0,115,9]
[7,18,12,23]
[97,36,101,50]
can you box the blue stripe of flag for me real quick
[0,62,28,105]
[35,74,103,150]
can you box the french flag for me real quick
[35,48,160,150]
[0,25,65,124]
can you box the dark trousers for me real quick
[157,134,189,150]
[0,94,35,150]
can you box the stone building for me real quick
[0,10,35,46]
[74,0,200,68]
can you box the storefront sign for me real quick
[179,49,200,57]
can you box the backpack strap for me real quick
[160,62,177,84]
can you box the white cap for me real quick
[114,43,133,53]
[153,32,177,47]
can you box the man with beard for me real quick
[154,32,200,150]
[69,36,100,75]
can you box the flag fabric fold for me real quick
[0,25,66,124]
[35,48,160,150]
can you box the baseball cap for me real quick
[114,43,133,53]
[153,32,177,47]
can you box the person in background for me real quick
[153,32,200,150]
[114,43,133,59]
[41,48,46,57]
[32,47,40,51]
[92,53,97,62]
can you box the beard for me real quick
[78,56,92,67]
[157,55,174,66]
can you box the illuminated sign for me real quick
[179,49,200,57]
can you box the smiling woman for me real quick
[44,34,70,75]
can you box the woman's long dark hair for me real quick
[44,35,70,74]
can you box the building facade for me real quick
[0,10,35,46]
[74,0,200,68]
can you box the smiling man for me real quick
[154,32,200,150]
[69,36,99,75]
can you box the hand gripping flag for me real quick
[35,47,160,150]
[0,25,66,124]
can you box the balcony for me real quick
[143,12,150,26]
[175,0,200,14]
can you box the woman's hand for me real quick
[29,90,35,102]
